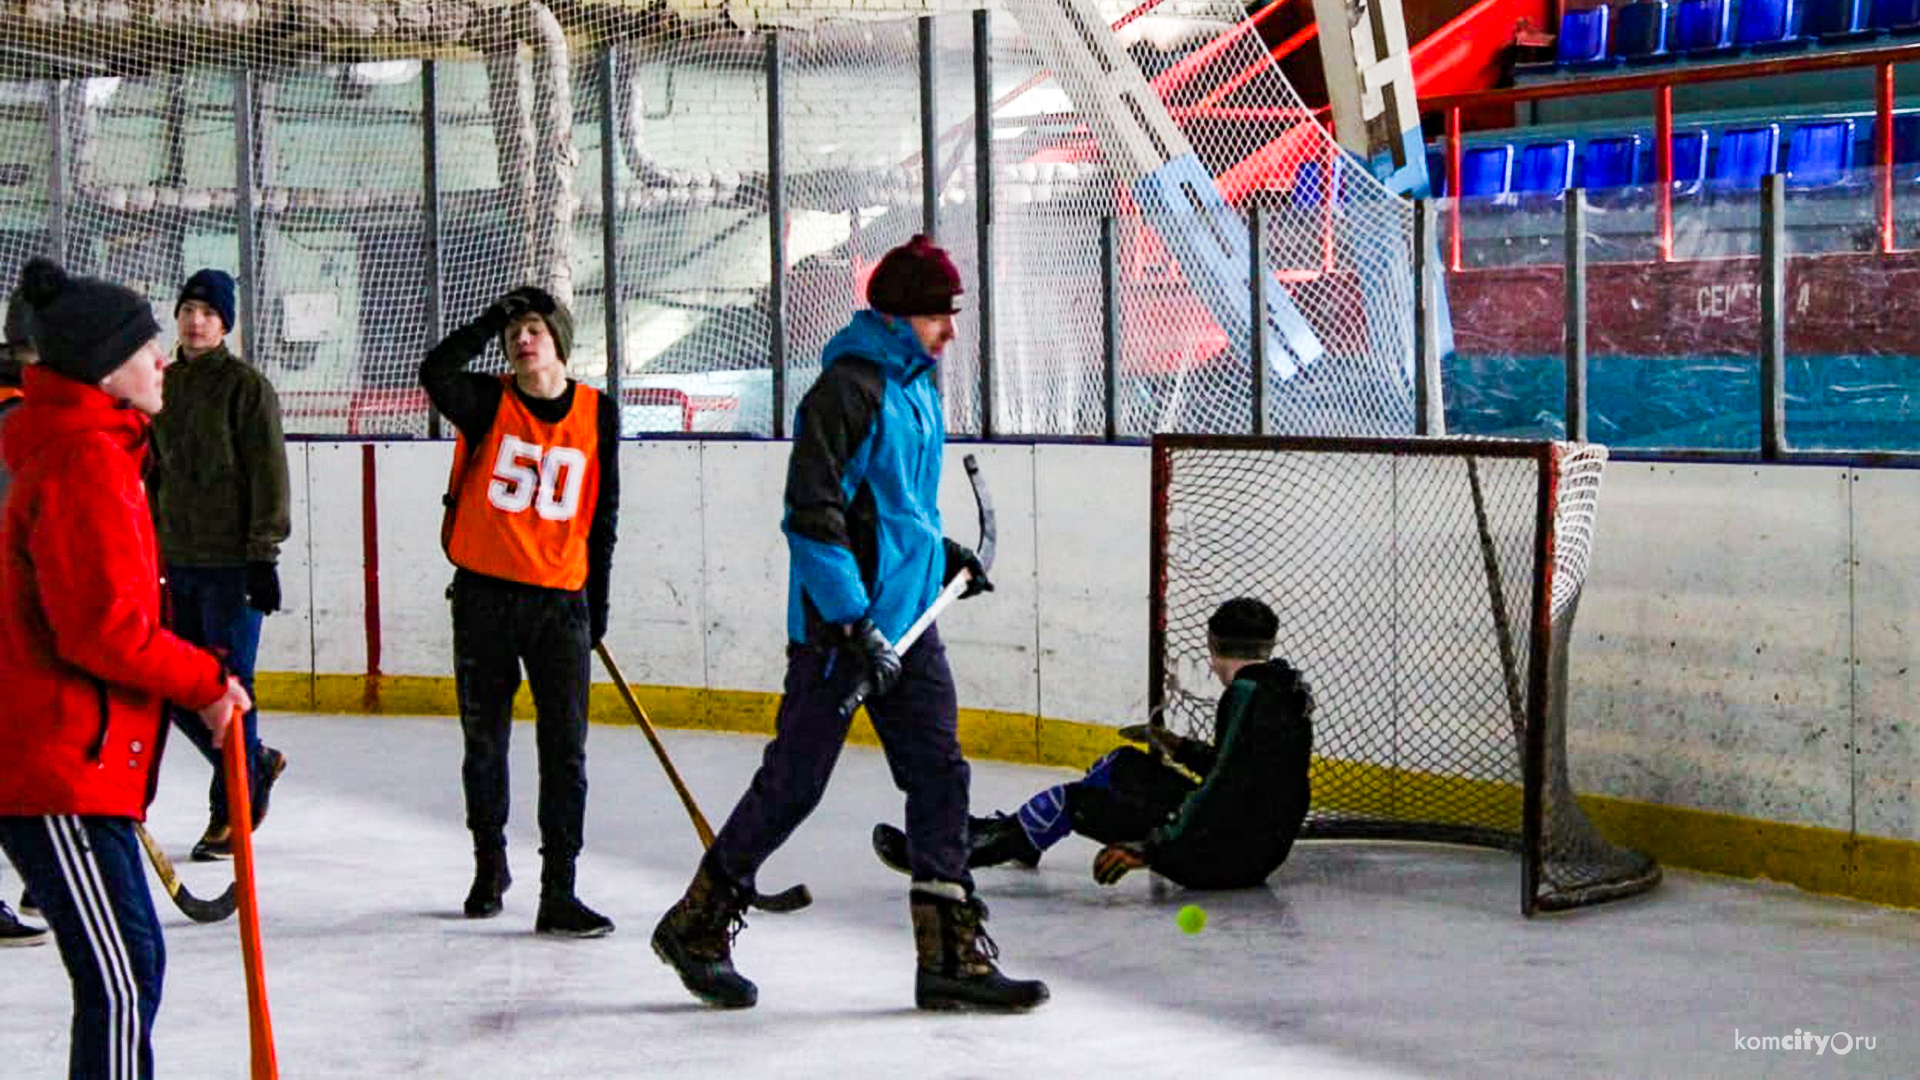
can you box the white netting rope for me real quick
[0,0,1413,438]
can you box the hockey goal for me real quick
[1150,434,1660,914]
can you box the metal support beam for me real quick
[1564,190,1588,442]
[234,70,261,366]
[46,80,67,261]
[1248,205,1268,435]
[973,8,994,438]
[600,47,624,426]
[1101,216,1119,443]
[1412,199,1445,435]
[767,30,788,439]
[422,60,444,439]
[919,15,938,239]
[1760,173,1786,461]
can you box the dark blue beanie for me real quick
[176,268,236,333]
[16,258,161,386]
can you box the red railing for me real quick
[1420,40,1920,268]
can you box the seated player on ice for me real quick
[872,597,1314,889]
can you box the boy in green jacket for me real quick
[150,268,292,861]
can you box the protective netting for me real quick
[1151,435,1660,914]
[0,0,1414,439]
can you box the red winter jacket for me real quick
[0,366,228,818]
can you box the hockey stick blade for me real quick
[750,884,813,913]
[837,454,996,720]
[135,823,236,924]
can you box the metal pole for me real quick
[1760,173,1786,461]
[1248,204,1267,435]
[1655,84,1674,262]
[919,15,939,239]
[1564,189,1588,442]
[1101,215,1119,443]
[600,47,624,425]
[767,30,788,439]
[46,80,67,262]
[973,8,994,438]
[422,60,444,439]
[1877,63,1895,255]
[1413,199,1445,436]
[234,70,260,366]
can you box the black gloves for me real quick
[942,538,993,600]
[590,603,608,647]
[245,561,281,614]
[484,285,558,329]
[846,617,903,698]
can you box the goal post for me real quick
[1149,433,1661,915]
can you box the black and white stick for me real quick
[838,454,996,720]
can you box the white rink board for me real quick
[291,442,1920,844]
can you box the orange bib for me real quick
[442,377,602,590]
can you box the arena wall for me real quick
[257,440,1920,907]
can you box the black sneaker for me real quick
[0,902,47,947]
[191,822,231,862]
[464,849,511,919]
[536,895,614,939]
[251,749,287,829]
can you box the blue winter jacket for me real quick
[783,310,946,646]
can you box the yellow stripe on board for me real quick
[253,670,1920,911]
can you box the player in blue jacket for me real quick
[651,236,1048,1014]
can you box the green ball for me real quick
[1176,904,1206,934]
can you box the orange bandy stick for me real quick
[221,703,278,1079]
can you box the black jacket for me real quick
[1148,659,1315,888]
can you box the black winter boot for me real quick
[464,846,511,919]
[910,881,1049,1012]
[970,814,1042,869]
[535,857,613,938]
[653,861,757,1008]
[872,816,1043,876]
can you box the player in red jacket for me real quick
[0,259,250,1080]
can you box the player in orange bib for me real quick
[421,285,620,938]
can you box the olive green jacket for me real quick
[150,343,291,566]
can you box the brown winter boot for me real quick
[910,881,1049,1012]
[653,861,757,1008]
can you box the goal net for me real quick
[1150,434,1661,914]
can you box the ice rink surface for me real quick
[2,712,1915,1078]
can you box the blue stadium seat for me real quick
[1673,130,1710,194]
[1675,0,1734,50]
[1734,0,1807,47]
[1515,140,1578,193]
[1709,124,1781,189]
[1803,0,1870,36]
[1615,1,1672,58]
[1291,160,1348,206]
[1583,134,1645,188]
[1869,0,1920,30]
[1461,145,1516,197]
[1785,120,1854,187]
[1426,147,1448,196]
[1556,6,1614,65]
[1870,113,1920,179]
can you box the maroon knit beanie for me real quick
[866,234,963,317]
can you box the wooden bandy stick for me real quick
[221,704,278,1079]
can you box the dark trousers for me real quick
[451,572,591,885]
[1067,747,1197,844]
[709,625,973,892]
[164,564,266,822]
[0,815,164,1080]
